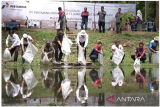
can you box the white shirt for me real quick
[21,35,32,44]
[76,85,88,101]
[112,44,123,54]
[6,33,21,48]
[76,32,89,48]
[5,82,20,97]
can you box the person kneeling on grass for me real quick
[41,40,55,62]
[89,42,104,63]
[21,34,34,64]
[131,42,146,63]
[147,36,159,63]
[110,41,125,63]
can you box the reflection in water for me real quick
[21,68,38,99]
[111,66,124,89]
[2,66,159,106]
[3,68,20,98]
[148,68,159,93]
[41,67,55,91]
[89,66,104,89]
[76,67,88,106]
[131,68,146,88]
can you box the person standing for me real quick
[115,8,123,33]
[77,30,89,59]
[147,37,159,63]
[52,29,64,63]
[58,7,69,32]
[136,10,143,31]
[21,33,34,63]
[6,30,21,62]
[97,6,106,33]
[81,7,89,30]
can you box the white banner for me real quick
[2,1,136,30]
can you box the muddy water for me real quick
[2,66,159,106]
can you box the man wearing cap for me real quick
[21,33,34,63]
[52,29,64,63]
[6,30,21,62]
[77,30,89,59]
[41,40,55,62]
[148,37,159,63]
[81,7,89,30]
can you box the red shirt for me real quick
[135,46,146,57]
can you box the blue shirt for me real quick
[148,40,159,50]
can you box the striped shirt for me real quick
[135,46,146,57]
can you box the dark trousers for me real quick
[77,42,86,59]
[116,22,122,33]
[21,44,28,64]
[131,54,146,62]
[10,68,19,84]
[10,45,20,62]
[60,21,68,32]
[90,55,98,62]
[81,20,88,30]
[53,45,63,62]
[110,54,125,63]
[98,22,105,33]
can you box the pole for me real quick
[94,2,96,31]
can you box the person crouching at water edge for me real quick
[41,40,55,62]
[89,42,104,63]
[110,41,125,63]
[21,33,34,64]
[147,36,159,63]
[77,30,89,59]
[52,29,64,63]
[6,30,21,62]
[131,42,146,63]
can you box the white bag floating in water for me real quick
[22,69,38,90]
[111,66,124,86]
[112,48,124,65]
[43,52,49,64]
[134,58,140,66]
[98,53,104,65]
[78,45,86,65]
[22,42,38,63]
[3,71,11,82]
[153,51,159,63]
[3,48,11,59]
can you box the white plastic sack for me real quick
[42,68,48,80]
[61,34,73,55]
[22,69,38,90]
[3,71,11,82]
[43,52,49,64]
[134,65,141,74]
[61,68,73,99]
[153,51,159,63]
[22,42,38,63]
[111,66,124,86]
[112,48,124,65]
[78,45,86,65]
[98,66,104,78]
[98,53,104,65]
[3,48,11,59]
[153,68,159,81]
[134,58,141,66]
[78,67,86,88]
